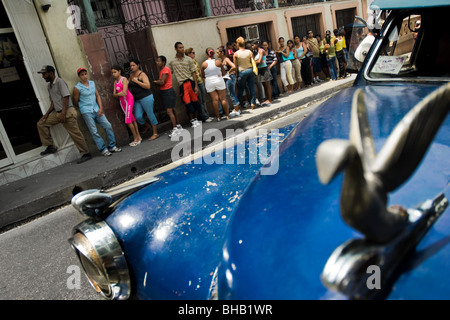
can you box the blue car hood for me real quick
[104,125,295,299]
[218,83,450,299]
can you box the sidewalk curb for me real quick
[0,78,354,231]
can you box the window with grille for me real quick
[226,23,269,43]
[291,14,321,38]
[336,8,356,30]
[90,0,122,27]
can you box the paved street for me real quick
[0,205,101,300]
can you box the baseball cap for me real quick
[77,67,87,75]
[37,65,55,74]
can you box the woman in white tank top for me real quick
[201,47,229,120]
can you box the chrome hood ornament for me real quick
[316,83,450,243]
[316,83,450,299]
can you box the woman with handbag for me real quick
[233,36,257,114]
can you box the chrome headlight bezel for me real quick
[68,218,131,300]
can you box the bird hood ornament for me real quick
[316,83,450,299]
[316,82,450,243]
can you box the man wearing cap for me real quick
[73,67,121,157]
[37,65,92,164]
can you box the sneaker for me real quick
[176,124,184,132]
[191,118,200,128]
[205,117,214,123]
[169,128,180,138]
[101,149,112,157]
[109,146,122,153]
[255,99,261,106]
[40,145,57,156]
[229,109,241,118]
[215,117,221,122]
[77,153,92,164]
[243,102,250,109]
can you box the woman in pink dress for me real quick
[112,65,142,146]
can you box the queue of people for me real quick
[35,29,349,163]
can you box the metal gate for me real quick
[124,27,169,124]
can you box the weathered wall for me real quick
[149,0,364,120]
[78,33,130,147]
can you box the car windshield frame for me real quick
[363,8,450,83]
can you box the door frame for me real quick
[0,119,14,168]
[0,0,60,169]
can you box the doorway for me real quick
[0,3,43,169]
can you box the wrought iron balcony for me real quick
[210,0,274,16]
[68,0,334,31]
[278,0,329,8]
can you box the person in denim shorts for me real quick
[154,56,183,138]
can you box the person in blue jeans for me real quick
[73,67,121,156]
[265,41,280,99]
[233,36,256,115]
[217,47,239,107]
[323,30,338,81]
[128,59,159,141]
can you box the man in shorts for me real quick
[154,55,184,138]
[169,42,202,127]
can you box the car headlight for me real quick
[68,218,131,300]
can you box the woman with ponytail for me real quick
[234,36,256,113]
[200,47,229,121]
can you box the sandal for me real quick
[148,134,159,141]
[129,140,141,147]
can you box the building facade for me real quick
[0,0,369,185]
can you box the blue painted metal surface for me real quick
[93,3,450,300]
[104,126,295,299]
[217,84,450,299]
